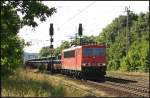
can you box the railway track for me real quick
[53,73,149,97]
[106,72,149,85]
[87,80,149,97]
[28,68,149,97]
[105,76,149,92]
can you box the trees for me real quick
[98,12,149,72]
[40,41,70,57]
[1,1,56,77]
[39,47,51,57]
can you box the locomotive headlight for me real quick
[97,63,101,66]
[82,63,86,66]
[102,63,106,66]
[88,63,91,66]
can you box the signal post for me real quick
[48,23,54,74]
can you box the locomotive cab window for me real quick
[83,48,105,56]
[93,48,105,56]
[83,48,92,56]
[64,50,75,58]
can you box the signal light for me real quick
[50,45,53,49]
[78,23,82,36]
[50,38,53,42]
[49,23,54,36]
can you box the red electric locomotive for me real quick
[61,44,107,80]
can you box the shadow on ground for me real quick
[105,76,137,84]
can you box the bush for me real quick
[38,64,47,72]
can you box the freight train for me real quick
[25,44,107,80]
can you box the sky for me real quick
[18,1,149,53]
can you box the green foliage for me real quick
[1,1,56,78]
[81,36,97,44]
[39,47,51,57]
[51,84,64,97]
[126,38,149,72]
[98,12,149,72]
[38,64,47,73]
[40,41,70,57]
[5,1,57,28]
[1,36,25,76]
[120,57,128,71]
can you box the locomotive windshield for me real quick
[83,48,105,56]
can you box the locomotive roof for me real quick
[62,46,82,52]
[62,44,105,52]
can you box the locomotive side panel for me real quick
[61,46,82,71]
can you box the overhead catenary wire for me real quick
[58,1,96,31]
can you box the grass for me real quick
[1,68,96,97]
[1,68,64,97]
